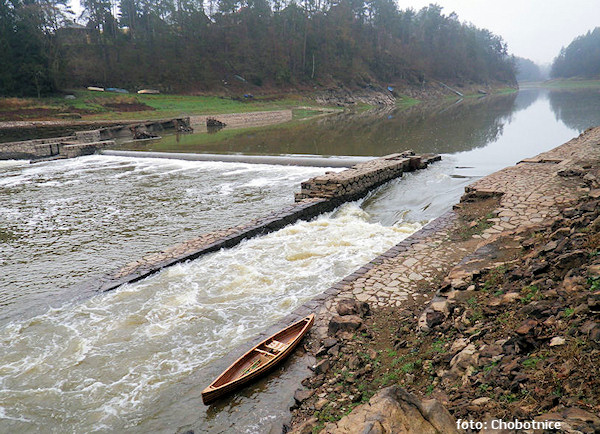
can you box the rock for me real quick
[562,274,587,292]
[348,355,362,370]
[549,336,566,347]
[538,407,600,434]
[449,344,479,371]
[367,349,378,360]
[327,386,458,434]
[294,389,314,405]
[555,250,587,270]
[584,175,599,187]
[449,338,468,355]
[290,417,318,434]
[471,397,491,406]
[328,315,363,337]
[518,300,555,318]
[315,398,329,411]
[425,310,446,329]
[336,299,370,317]
[328,344,340,357]
[558,167,585,177]
[322,337,338,348]
[316,346,329,357]
[479,344,503,358]
[581,320,598,335]
[530,260,550,275]
[312,359,330,375]
[589,188,600,198]
[588,264,600,278]
[430,297,450,314]
[515,319,538,335]
[550,227,571,239]
[501,292,521,304]
[588,293,600,312]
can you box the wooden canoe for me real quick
[202,313,315,405]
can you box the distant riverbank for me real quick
[0,82,517,126]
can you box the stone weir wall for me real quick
[76,151,440,294]
[295,151,440,201]
[0,117,191,160]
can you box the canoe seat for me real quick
[265,340,287,353]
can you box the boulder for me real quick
[336,299,370,317]
[555,250,587,270]
[294,388,315,406]
[328,315,363,337]
[326,386,458,433]
[538,407,600,434]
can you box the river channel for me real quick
[1,87,600,433]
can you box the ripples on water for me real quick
[0,200,420,432]
[0,156,329,322]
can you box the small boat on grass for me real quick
[202,314,315,405]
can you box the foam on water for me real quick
[0,201,421,432]
[0,155,330,322]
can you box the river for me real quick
[1,87,600,433]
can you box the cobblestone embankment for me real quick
[286,126,600,433]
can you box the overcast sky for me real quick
[400,0,600,65]
[68,0,599,65]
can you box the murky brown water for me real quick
[1,87,600,433]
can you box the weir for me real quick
[100,149,373,168]
[77,151,441,293]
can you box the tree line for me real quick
[551,27,600,79]
[1,0,517,96]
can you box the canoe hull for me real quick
[202,314,314,405]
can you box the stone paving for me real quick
[305,126,600,340]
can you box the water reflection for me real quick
[139,94,522,156]
[548,88,600,132]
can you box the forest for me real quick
[1,0,517,96]
[514,57,545,83]
[551,27,600,79]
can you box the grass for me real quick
[0,89,328,122]
[396,95,420,108]
[589,277,600,291]
[520,285,540,303]
[455,212,496,241]
[563,307,575,318]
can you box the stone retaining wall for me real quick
[0,117,191,160]
[0,136,72,159]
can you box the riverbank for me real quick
[0,81,515,126]
[287,126,600,432]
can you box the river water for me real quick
[1,87,600,433]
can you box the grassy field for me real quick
[0,88,429,124]
[0,90,318,122]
